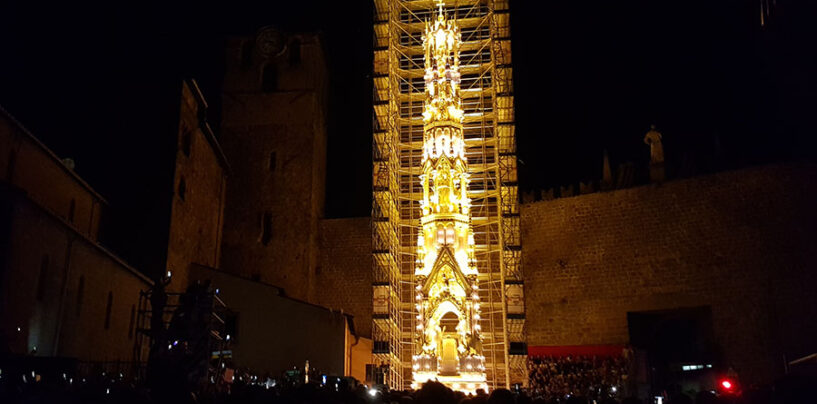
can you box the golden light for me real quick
[412,1,486,394]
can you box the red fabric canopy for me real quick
[528,345,625,357]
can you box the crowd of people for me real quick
[0,359,812,404]
[527,354,631,402]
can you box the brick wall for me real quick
[521,163,817,384]
[316,217,372,338]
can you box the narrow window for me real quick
[178,176,186,201]
[128,305,135,339]
[260,211,273,246]
[269,151,277,172]
[68,199,76,223]
[76,275,85,317]
[36,255,49,301]
[445,227,456,245]
[289,38,301,66]
[104,291,113,330]
[7,150,16,180]
[436,228,445,245]
[181,130,192,157]
[241,39,255,69]
[262,63,278,92]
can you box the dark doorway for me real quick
[628,306,719,397]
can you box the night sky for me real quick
[1,1,815,227]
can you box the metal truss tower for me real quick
[372,0,525,391]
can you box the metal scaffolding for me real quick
[373,0,525,390]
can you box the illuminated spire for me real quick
[413,1,486,394]
[422,0,462,126]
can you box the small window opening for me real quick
[128,305,135,339]
[261,211,273,246]
[36,255,49,301]
[104,291,113,330]
[68,199,76,223]
[262,63,278,92]
[178,176,187,201]
[7,150,16,180]
[269,151,277,172]
[445,227,456,245]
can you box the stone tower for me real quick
[219,27,327,302]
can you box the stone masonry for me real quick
[219,31,327,303]
[316,217,372,338]
[522,163,817,385]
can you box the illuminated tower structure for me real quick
[408,4,486,392]
[372,0,525,391]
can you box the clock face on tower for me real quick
[256,26,286,58]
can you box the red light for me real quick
[721,380,733,390]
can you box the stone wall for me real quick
[1,107,150,362]
[0,107,103,240]
[189,265,349,377]
[0,178,150,362]
[165,80,228,291]
[316,217,372,338]
[521,163,817,384]
[219,32,328,303]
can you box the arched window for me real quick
[104,291,113,330]
[437,228,446,245]
[76,275,85,317]
[36,255,49,301]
